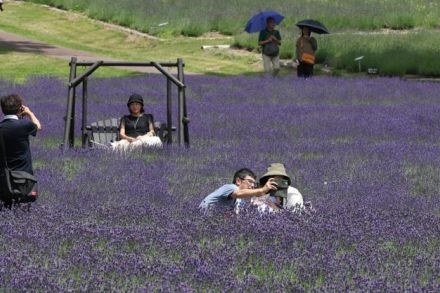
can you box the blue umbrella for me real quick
[245,11,284,33]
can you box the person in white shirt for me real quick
[251,163,305,213]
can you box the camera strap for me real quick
[0,128,9,169]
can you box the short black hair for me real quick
[266,17,275,23]
[1,94,23,115]
[232,168,256,184]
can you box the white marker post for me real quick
[354,56,364,73]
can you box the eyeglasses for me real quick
[240,177,256,186]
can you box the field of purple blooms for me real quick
[0,75,439,291]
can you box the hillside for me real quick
[23,0,440,36]
[1,1,440,78]
[21,0,440,77]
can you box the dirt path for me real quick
[0,29,167,74]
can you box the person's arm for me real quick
[310,37,318,51]
[294,38,302,63]
[231,178,277,199]
[271,31,281,45]
[258,31,272,46]
[20,106,41,130]
[138,115,155,138]
[147,115,155,136]
[119,119,136,142]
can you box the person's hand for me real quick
[266,200,281,212]
[262,178,278,195]
[127,137,136,143]
[18,105,31,117]
[146,131,154,137]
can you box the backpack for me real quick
[263,42,280,57]
[0,129,38,205]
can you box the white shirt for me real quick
[251,186,304,213]
[1,115,19,121]
[286,186,304,209]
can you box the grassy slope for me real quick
[1,1,440,79]
[23,0,440,36]
[0,2,261,81]
[235,29,440,76]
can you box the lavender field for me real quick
[0,75,439,291]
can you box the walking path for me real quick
[0,29,169,74]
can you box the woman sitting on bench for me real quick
[111,94,162,151]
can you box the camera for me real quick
[269,178,289,198]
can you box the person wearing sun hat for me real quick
[111,93,162,151]
[252,163,304,213]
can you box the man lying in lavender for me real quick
[199,168,277,212]
[251,163,306,213]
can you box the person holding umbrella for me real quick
[295,19,329,78]
[259,17,282,76]
[245,11,284,76]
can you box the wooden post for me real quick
[180,61,190,147]
[177,58,184,146]
[166,78,172,144]
[81,77,88,148]
[63,57,77,149]
[69,63,78,148]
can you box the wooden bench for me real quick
[85,118,175,147]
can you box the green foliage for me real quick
[404,163,440,198]
[23,0,440,36]
[235,30,440,76]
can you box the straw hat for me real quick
[259,163,291,186]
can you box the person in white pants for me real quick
[258,17,282,76]
[111,94,162,152]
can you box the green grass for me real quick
[23,0,440,36]
[0,49,138,82]
[234,29,440,76]
[404,162,440,198]
[2,1,440,78]
[0,2,261,78]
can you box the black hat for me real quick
[127,94,144,106]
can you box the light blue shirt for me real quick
[199,184,239,209]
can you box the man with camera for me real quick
[199,168,278,212]
[252,163,304,213]
[0,94,41,175]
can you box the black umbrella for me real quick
[296,19,329,34]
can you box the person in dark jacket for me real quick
[111,94,162,151]
[0,94,41,175]
[295,26,318,78]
